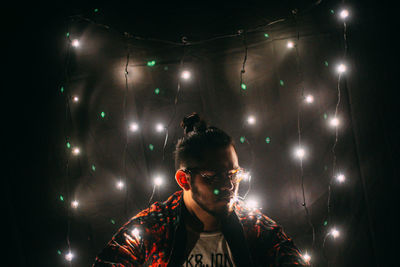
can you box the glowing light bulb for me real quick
[287,41,294,49]
[303,253,311,262]
[337,173,346,183]
[72,96,79,102]
[131,228,140,239]
[246,199,259,209]
[72,147,80,155]
[247,116,256,125]
[156,123,164,132]
[295,147,305,159]
[71,39,80,47]
[337,63,347,73]
[154,176,163,186]
[330,228,340,238]
[305,95,314,103]
[240,171,251,182]
[340,9,349,19]
[71,200,79,208]
[181,70,191,80]
[330,117,340,127]
[65,251,74,261]
[116,181,124,190]
[129,122,139,132]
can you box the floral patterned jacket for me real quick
[93,190,309,267]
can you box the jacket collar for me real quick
[166,191,254,267]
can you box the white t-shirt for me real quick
[182,231,236,267]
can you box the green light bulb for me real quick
[60,86,64,93]
[66,142,71,149]
[279,80,284,86]
[57,250,62,255]
[94,8,99,12]
[324,61,329,67]
[241,83,247,90]
[155,88,160,94]
[265,137,271,144]
[59,195,64,201]
[101,111,106,118]
[111,219,115,224]
[240,137,245,143]
[213,189,220,195]
[66,32,69,37]
[91,165,96,171]
[323,113,328,120]
[330,9,335,14]
[264,33,269,38]
[149,144,154,151]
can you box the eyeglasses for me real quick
[182,167,247,185]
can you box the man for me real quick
[93,113,309,267]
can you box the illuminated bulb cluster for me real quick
[129,122,139,132]
[295,147,305,160]
[181,70,191,80]
[131,228,140,239]
[303,253,311,263]
[156,123,164,132]
[305,94,314,104]
[245,198,259,210]
[337,173,346,183]
[116,180,124,190]
[340,9,349,19]
[330,228,340,238]
[71,39,80,48]
[71,200,79,209]
[337,63,347,74]
[65,251,74,261]
[330,117,340,127]
[72,147,80,155]
[154,176,163,186]
[247,115,256,125]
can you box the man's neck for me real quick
[183,192,221,232]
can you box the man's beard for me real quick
[191,182,230,219]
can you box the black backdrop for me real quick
[6,1,398,266]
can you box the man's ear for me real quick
[175,170,191,191]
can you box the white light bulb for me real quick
[295,147,305,159]
[181,70,191,80]
[247,116,256,125]
[71,39,80,47]
[117,181,124,190]
[65,251,74,261]
[330,228,340,238]
[72,96,79,102]
[340,9,349,19]
[71,200,79,208]
[303,253,311,262]
[156,123,164,132]
[131,228,140,239]
[287,41,294,49]
[246,199,259,209]
[337,174,346,183]
[129,123,139,132]
[305,95,314,103]
[154,176,163,186]
[330,117,340,127]
[337,64,347,73]
[72,147,80,155]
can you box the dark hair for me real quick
[174,112,235,170]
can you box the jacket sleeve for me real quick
[93,222,147,267]
[259,214,310,267]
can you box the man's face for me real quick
[188,145,240,218]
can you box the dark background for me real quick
[5,1,398,266]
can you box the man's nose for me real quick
[219,177,235,191]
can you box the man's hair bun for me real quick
[180,112,207,135]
